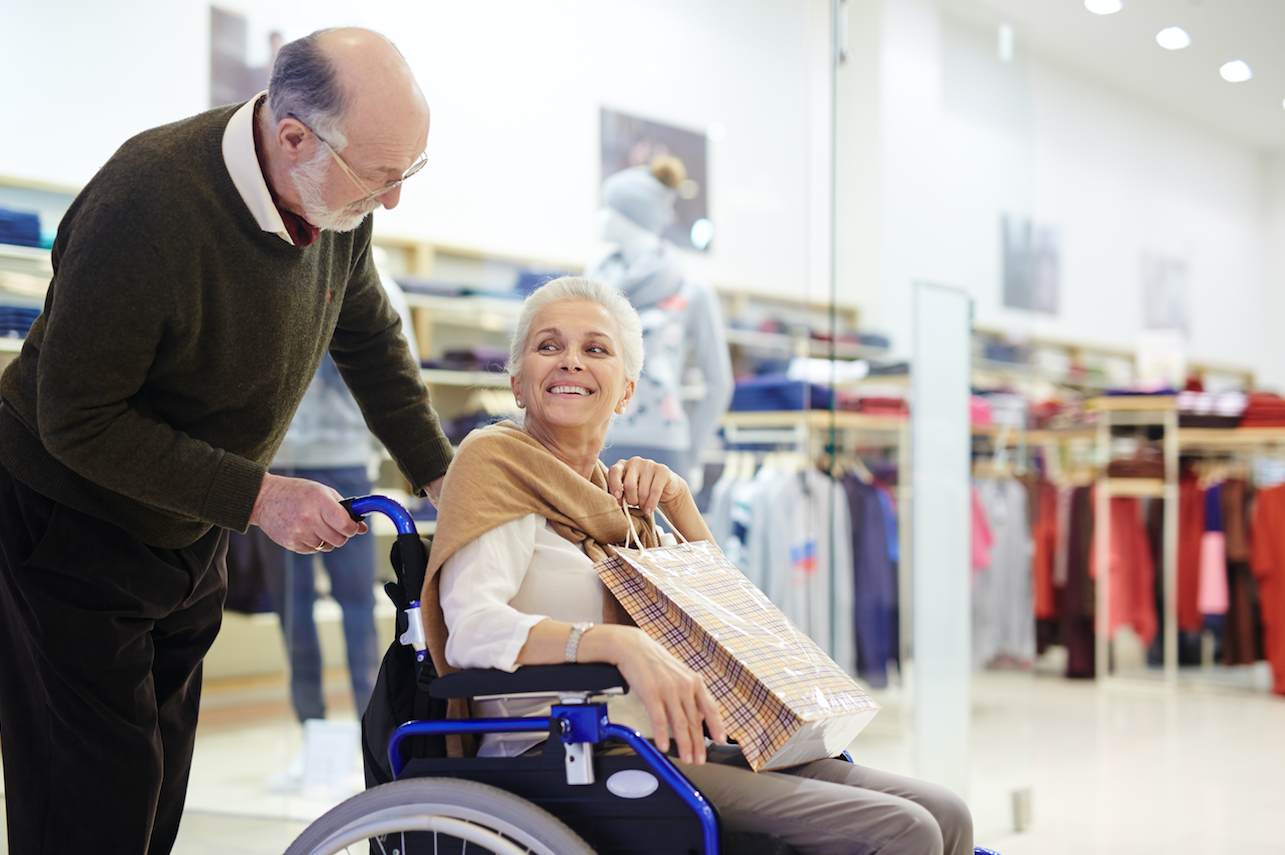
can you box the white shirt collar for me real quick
[221,91,295,245]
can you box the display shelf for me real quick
[722,327,888,361]
[420,368,509,388]
[721,409,906,433]
[1179,427,1285,450]
[1087,395,1177,412]
[401,291,524,332]
[1102,477,1166,498]
[972,356,1115,390]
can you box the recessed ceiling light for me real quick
[1156,26,1190,50]
[1085,0,1122,15]
[1219,61,1253,83]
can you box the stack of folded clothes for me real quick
[422,345,509,373]
[730,374,833,411]
[835,388,909,417]
[0,207,41,248]
[1177,390,1247,428]
[0,305,41,338]
[1239,393,1285,427]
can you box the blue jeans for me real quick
[274,466,379,722]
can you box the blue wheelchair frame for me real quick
[347,495,998,855]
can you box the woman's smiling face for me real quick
[511,299,635,446]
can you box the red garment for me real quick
[1032,480,1059,620]
[1177,476,1206,632]
[1089,496,1157,646]
[1249,484,1285,695]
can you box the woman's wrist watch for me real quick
[565,622,594,663]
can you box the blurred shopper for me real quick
[264,273,418,791]
[0,29,450,855]
[588,156,733,488]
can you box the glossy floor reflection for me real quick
[2,669,1283,854]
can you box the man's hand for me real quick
[424,475,445,508]
[249,473,367,554]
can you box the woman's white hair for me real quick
[507,276,644,382]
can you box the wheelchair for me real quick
[282,496,1000,855]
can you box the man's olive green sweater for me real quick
[0,104,452,548]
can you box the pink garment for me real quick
[1198,531,1230,615]
[970,396,993,428]
[972,486,994,573]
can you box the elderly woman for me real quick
[421,277,972,855]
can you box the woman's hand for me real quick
[606,456,718,545]
[580,624,727,764]
[607,457,686,515]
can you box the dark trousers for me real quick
[0,462,227,855]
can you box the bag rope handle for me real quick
[619,502,689,553]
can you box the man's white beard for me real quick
[291,148,380,233]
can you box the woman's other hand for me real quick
[607,456,686,515]
[581,624,726,764]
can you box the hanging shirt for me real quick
[844,475,897,687]
[1198,483,1229,615]
[972,478,1036,669]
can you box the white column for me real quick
[911,280,971,797]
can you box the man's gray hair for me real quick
[267,29,350,149]
[508,277,644,383]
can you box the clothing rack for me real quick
[720,410,913,669]
[1088,396,1285,687]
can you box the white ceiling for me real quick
[958,0,1285,152]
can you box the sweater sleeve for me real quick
[329,241,452,493]
[32,197,263,530]
[440,514,550,671]
[684,282,734,474]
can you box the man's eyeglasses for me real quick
[288,112,427,207]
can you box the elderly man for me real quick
[0,28,450,855]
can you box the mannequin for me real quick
[588,157,733,487]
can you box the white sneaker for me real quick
[265,743,307,793]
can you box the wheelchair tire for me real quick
[283,777,597,855]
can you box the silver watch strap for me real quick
[565,621,594,663]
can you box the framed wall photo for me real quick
[210,6,285,108]
[1001,214,1059,315]
[600,108,710,251]
[1141,254,1190,333]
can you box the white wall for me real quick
[835,0,1279,385]
[1266,154,1285,390]
[5,0,1278,380]
[1,0,834,302]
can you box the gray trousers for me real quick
[674,745,973,855]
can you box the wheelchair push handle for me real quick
[340,494,431,663]
[340,495,419,536]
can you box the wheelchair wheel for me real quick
[284,777,597,855]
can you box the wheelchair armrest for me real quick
[429,664,629,699]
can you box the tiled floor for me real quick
[3,665,1284,854]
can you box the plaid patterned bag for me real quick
[597,509,881,772]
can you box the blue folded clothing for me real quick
[730,374,833,411]
[0,207,41,248]
[0,305,41,337]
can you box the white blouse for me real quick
[439,513,671,756]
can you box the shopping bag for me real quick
[596,509,881,772]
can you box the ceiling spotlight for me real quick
[1219,61,1253,83]
[1085,0,1122,15]
[1156,27,1190,50]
